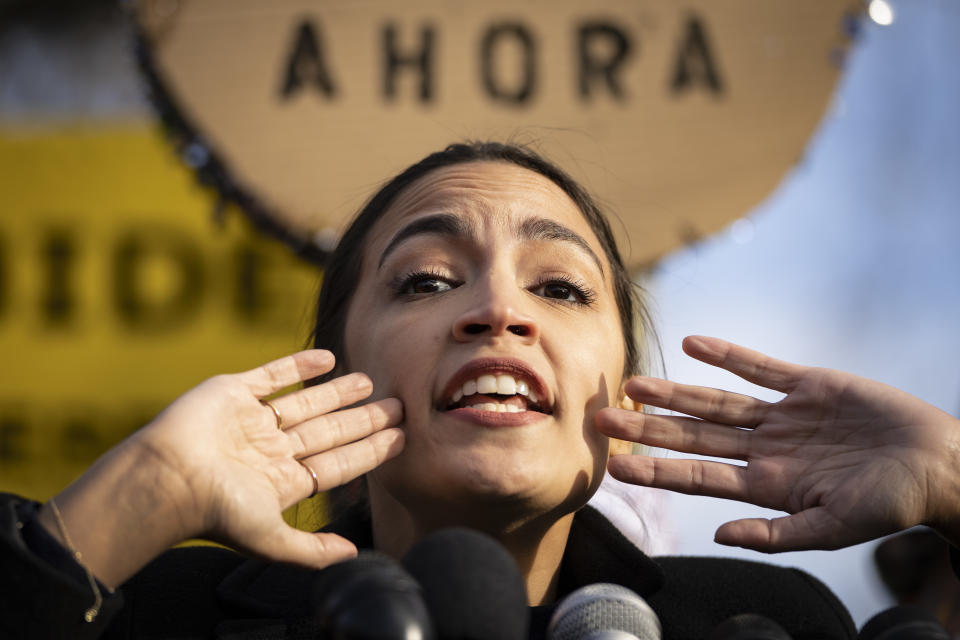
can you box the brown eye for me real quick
[542,283,575,301]
[410,278,451,294]
[395,271,459,296]
[530,277,597,306]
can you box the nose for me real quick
[452,281,540,344]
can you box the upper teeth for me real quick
[451,374,538,404]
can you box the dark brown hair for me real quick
[311,141,648,382]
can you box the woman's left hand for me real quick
[595,336,960,553]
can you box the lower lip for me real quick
[443,407,550,427]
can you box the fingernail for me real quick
[348,373,373,390]
[628,378,658,395]
[687,335,719,356]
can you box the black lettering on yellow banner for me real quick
[0,127,321,504]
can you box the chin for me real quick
[373,447,598,529]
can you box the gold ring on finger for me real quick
[297,459,320,497]
[261,399,283,430]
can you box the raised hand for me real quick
[39,350,404,587]
[595,336,960,553]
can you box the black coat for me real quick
[2,493,856,640]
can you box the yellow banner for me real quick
[0,126,323,519]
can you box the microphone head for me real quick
[707,614,791,640]
[859,605,949,640]
[548,583,661,640]
[311,551,435,640]
[402,527,529,640]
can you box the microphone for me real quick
[547,583,661,640]
[707,614,791,640]
[310,551,436,640]
[402,528,529,640]
[859,605,949,640]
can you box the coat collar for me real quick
[556,505,664,598]
[215,505,665,620]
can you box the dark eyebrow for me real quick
[378,213,473,269]
[519,217,605,278]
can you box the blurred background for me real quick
[1,0,958,630]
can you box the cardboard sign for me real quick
[135,0,857,268]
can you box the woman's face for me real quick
[344,161,627,523]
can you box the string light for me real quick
[868,0,895,26]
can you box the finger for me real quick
[254,527,359,570]
[624,377,770,427]
[239,350,337,397]
[682,336,806,394]
[269,372,374,428]
[595,408,751,461]
[714,508,854,553]
[301,428,405,493]
[286,398,404,457]
[607,454,750,502]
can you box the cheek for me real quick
[567,313,626,403]
[344,294,393,392]
[559,306,625,456]
[345,301,449,401]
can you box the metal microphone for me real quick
[547,583,662,640]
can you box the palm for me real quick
[154,382,299,549]
[596,336,953,552]
[754,373,923,518]
[129,351,404,566]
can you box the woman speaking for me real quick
[3,142,959,639]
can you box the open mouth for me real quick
[443,373,551,414]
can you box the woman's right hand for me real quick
[38,350,404,588]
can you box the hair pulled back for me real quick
[311,141,647,383]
